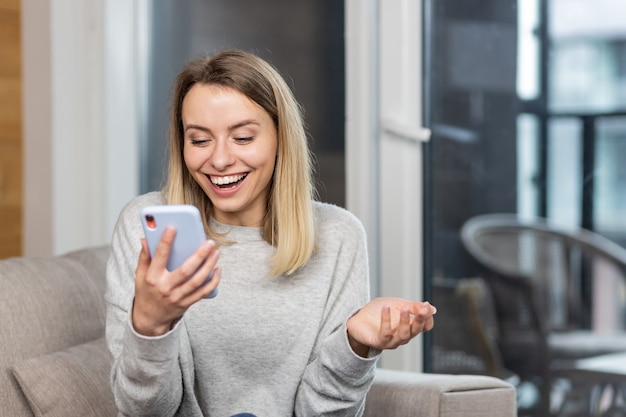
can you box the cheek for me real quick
[261,137,278,170]
[242,143,276,168]
[183,146,202,171]
[254,148,277,177]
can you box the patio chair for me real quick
[431,277,506,379]
[460,214,626,416]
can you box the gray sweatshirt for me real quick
[105,192,379,417]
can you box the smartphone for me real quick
[140,204,218,298]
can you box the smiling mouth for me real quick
[209,173,248,189]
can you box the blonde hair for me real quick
[163,49,316,277]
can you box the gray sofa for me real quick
[0,247,516,417]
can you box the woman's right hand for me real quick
[131,226,221,336]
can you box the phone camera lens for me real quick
[145,214,157,229]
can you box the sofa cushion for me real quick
[12,337,116,417]
[0,246,110,417]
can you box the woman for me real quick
[105,49,436,417]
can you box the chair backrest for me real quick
[460,214,626,335]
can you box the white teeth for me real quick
[211,174,246,185]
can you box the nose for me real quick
[210,139,235,171]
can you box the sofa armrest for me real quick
[364,369,516,417]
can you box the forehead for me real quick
[183,84,258,114]
[181,84,277,137]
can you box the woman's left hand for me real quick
[346,297,436,357]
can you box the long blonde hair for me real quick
[163,49,316,277]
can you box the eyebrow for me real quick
[184,119,260,133]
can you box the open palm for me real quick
[347,297,436,355]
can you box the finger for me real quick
[409,307,428,336]
[178,267,221,307]
[428,302,438,315]
[407,301,428,317]
[398,307,412,341]
[141,238,151,259]
[177,241,219,297]
[422,302,436,332]
[197,267,221,299]
[379,305,393,344]
[419,301,437,317]
[423,316,435,332]
[178,240,216,282]
[135,238,151,279]
[151,226,176,271]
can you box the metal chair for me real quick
[460,214,626,417]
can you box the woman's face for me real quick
[182,83,278,227]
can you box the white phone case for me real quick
[140,205,217,298]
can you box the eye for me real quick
[234,137,254,144]
[189,138,210,146]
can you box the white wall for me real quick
[22,0,139,256]
[346,0,429,372]
[345,0,382,299]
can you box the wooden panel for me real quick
[0,141,21,205]
[0,207,21,259]
[0,141,21,260]
[0,9,20,76]
[0,0,21,257]
[0,0,20,12]
[0,77,21,141]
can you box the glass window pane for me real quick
[595,116,626,242]
[516,0,540,100]
[549,0,626,113]
[547,117,582,227]
[517,114,539,218]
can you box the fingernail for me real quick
[423,301,436,314]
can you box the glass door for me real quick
[423,0,626,416]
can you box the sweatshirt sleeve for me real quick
[104,195,188,417]
[294,206,381,416]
